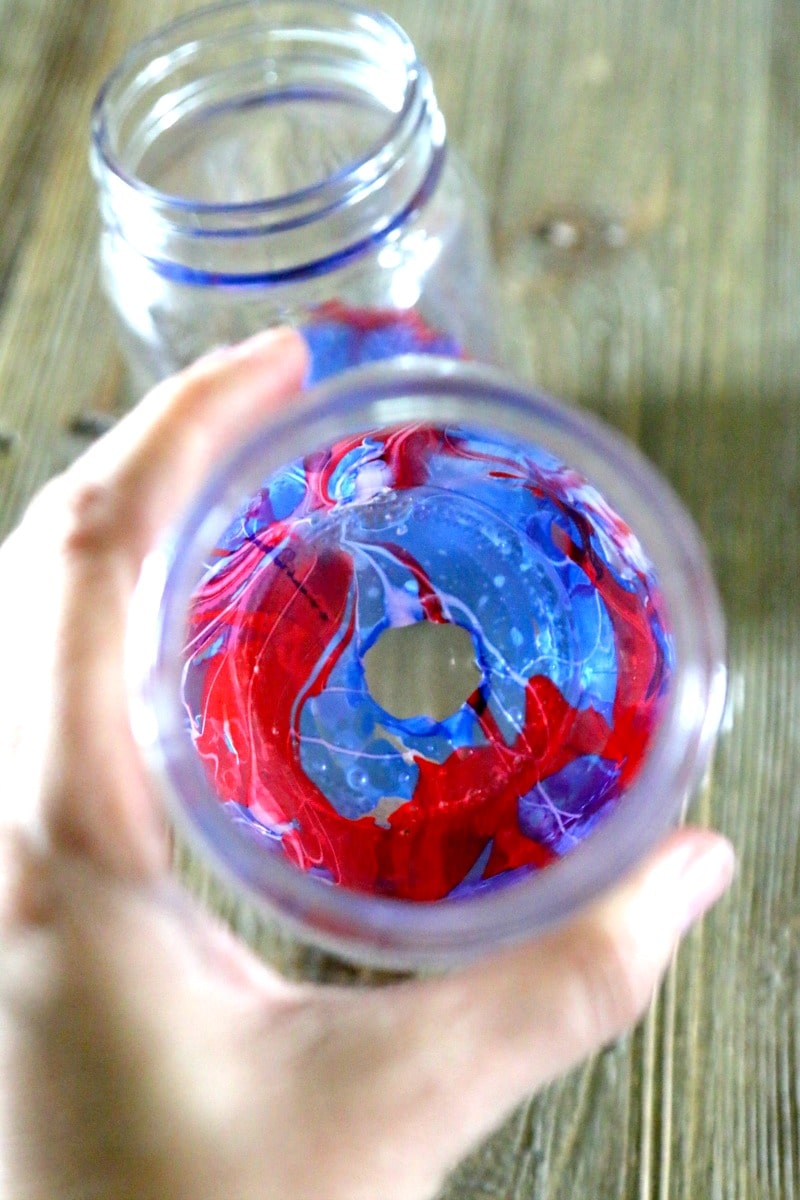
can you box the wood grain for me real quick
[1,0,798,1196]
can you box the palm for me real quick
[6,847,474,1200]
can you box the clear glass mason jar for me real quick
[128,358,727,970]
[90,0,502,398]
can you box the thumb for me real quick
[333,827,734,1196]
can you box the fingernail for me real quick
[678,836,736,933]
[229,325,298,358]
[196,326,297,369]
[194,343,235,368]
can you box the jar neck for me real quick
[91,1,447,285]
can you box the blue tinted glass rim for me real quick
[136,140,445,285]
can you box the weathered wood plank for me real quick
[1,1,798,1197]
[0,0,206,531]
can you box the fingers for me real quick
[329,827,734,1194]
[54,327,309,577]
[11,329,307,879]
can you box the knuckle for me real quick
[8,474,127,590]
[0,832,56,936]
[54,477,121,559]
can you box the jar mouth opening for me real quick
[90,0,425,221]
[129,358,727,968]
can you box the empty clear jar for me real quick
[90,0,501,397]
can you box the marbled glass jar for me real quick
[129,358,726,969]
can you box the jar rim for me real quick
[90,0,427,220]
[128,357,727,968]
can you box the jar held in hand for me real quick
[129,358,726,969]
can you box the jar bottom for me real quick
[182,420,673,902]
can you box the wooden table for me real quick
[2,1,798,1196]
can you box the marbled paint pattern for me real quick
[183,411,673,901]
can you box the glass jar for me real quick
[90,0,501,398]
[128,358,726,970]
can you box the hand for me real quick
[0,329,735,1200]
